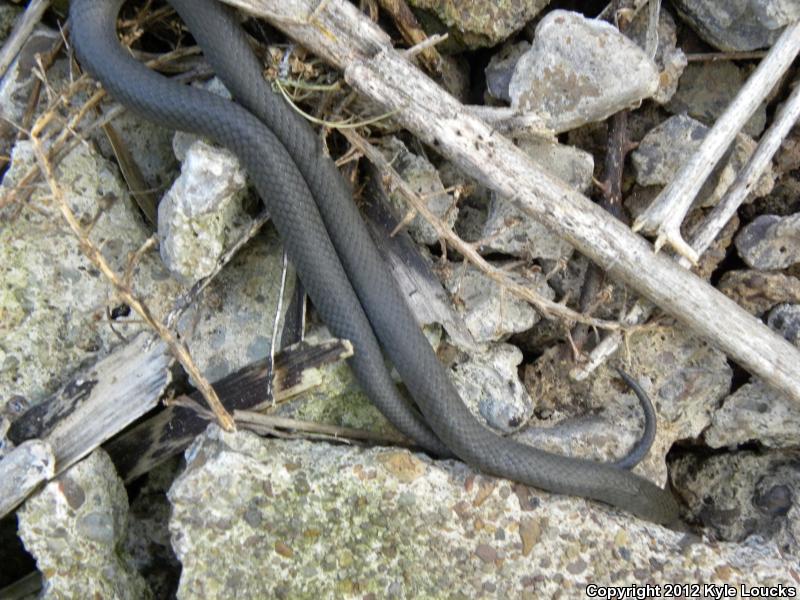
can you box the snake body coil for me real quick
[70,0,680,525]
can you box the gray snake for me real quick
[70,0,680,525]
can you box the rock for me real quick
[485,41,530,103]
[705,380,800,450]
[18,449,151,599]
[0,3,22,44]
[92,111,178,201]
[671,0,799,52]
[438,161,491,244]
[705,302,800,450]
[743,173,800,222]
[522,326,731,483]
[0,25,60,160]
[449,343,534,433]
[273,327,395,438]
[157,139,252,284]
[631,115,709,188]
[632,114,773,208]
[480,139,592,260]
[509,11,659,132]
[174,224,294,383]
[378,137,456,246]
[407,0,551,48]
[167,426,797,597]
[453,197,488,243]
[0,440,54,515]
[735,213,800,270]
[626,8,688,104]
[718,270,800,315]
[0,140,181,410]
[667,61,767,137]
[767,303,800,345]
[443,262,551,343]
[671,449,800,555]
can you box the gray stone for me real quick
[735,213,800,270]
[626,8,688,104]
[378,137,456,246]
[509,10,659,131]
[672,0,799,52]
[272,327,395,438]
[718,270,800,315]
[92,111,178,200]
[672,450,800,555]
[407,0,550,48]
[0,3,22,44]
[632,114,710,187]
[18,449,151,599]
[522,325,731,483]
[167,426,797,597]
[485,41,530,103]
[0,25,58,129]
[667,61,767,137]
[158,139,251,284]
[705,380,800,450]
[767,303,800,345]
[480,139,592,260]
[175,224,294,383]
[0,25,60,161]
[449,343,534,433]
[705,302,800,450]
[443,262,551,343]
[0,140,181,410]
[439,161,491,243]
[632,114,773,208]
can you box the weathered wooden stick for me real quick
[7,332,171,465]
[235,409,410,446]
[221,0,800,403]
[0,440,54,519]
[105,338,352,482]
[0,0,51,80]
[632,21,800,262]
[362,166,474,349]
[682,78,800,268]
[575,79,800,378]
[3,332,171,515]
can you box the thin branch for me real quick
[687,50,769,62]
[29,127,235,432]
[681,77,800,268]
[0,0,51,80]
[235,409,412,446]
[165,208,271,328]
[632,21,800,262]
[342,128,626,331]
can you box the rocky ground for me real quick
[1,0,799,598]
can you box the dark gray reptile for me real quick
[69,0,680,525]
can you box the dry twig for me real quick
[0,0,51,80]
[342,128,626,331]
[632,21,800,262]
[29,126,235,432]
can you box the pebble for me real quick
[509,10,658,132]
